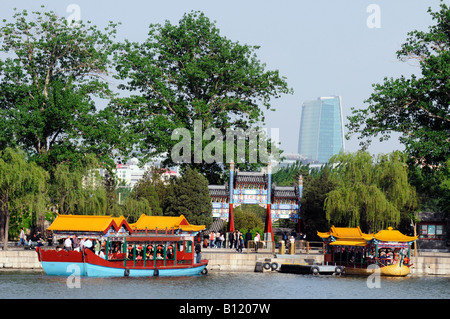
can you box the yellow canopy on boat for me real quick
[47,214,128,233]
[329,240,368,247]
[129,214,205,232]
[317,225,373,241]
[374,227,418,243]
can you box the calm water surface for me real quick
[0,270,449,299]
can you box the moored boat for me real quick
[37,214,208,277]
[318,226,417,277]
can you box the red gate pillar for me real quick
[227,161,235,233]
[227,203,235,233]
[264,204,274,242]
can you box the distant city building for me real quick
[99,156,180,189]
[297,96,345,163]
[276,152,322,169]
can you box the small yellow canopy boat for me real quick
[318,226,417,277]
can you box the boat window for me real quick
[166,243,175,260]
[186,240,192,253]
[155,243,164,259]
[177,241,183,252]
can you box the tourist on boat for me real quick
[64,237,72,251]
[94,240,101,255]
[146,244,154,259]
[73,236,80,252]
[195,240,202,263]
[386,251,393,264]
[146,246,153,260]
[403,255,409,266]
[84,237,93,250]
[167,245,174,259]
[127,245,133,259]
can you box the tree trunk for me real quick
[0,212,5,250]
[2,210,10,251]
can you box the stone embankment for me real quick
[0,249,42,270]
[1,245,449,276]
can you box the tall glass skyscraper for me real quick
[297,96,345,163]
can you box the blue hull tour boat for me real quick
[37,214,208,277]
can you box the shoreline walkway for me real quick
[1,242,450,275]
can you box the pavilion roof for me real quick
[273,185,298,198]
[208,185,229,197]
[235,172,267,184]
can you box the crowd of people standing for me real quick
[204,230,261,253]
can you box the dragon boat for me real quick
[318,226,417,277]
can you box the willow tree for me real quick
[0,148,48,250]
[53,155,107,215]
[324,151,418,232]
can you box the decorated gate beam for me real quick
[208,163,303,242]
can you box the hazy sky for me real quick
[1,0,444,156]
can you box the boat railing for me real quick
[132,227,175,236]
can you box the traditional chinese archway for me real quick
[208,162,303,243]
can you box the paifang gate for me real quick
[208,162,303,242]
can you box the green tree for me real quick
[301,165,336,240]
[130,168,163,216]
[53,155,107,215]
[233,205,265,232]
[112,11,292,181]
[324,151,418,233]
[164,167,213,228]
[346,2,450,167]
[0,8,127,172]
[120,197,152,224]
[0,148,48,250]
[272,162,310,186]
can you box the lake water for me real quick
[0,270,449,300]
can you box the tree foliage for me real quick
[324,151,418,232]
[112,11,292,181]
[301,165,336,239]
[346,2,450,166]
[164,166,213,228]
[52,154,108,215]
[0,148,48,249]
[233,204,265,232]
[0,7,127,172]
[129,168,163,216]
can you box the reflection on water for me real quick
[0,270,449,299]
